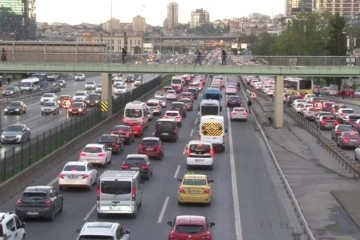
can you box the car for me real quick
[2,85,20,96]
[230,107,249,121]
[68,101,87,116]
[337,131,360,149]
[1,124,30,144]
[163,110,182,127]
[41,101,60,115]
[134,79,143,86]
[317,115,338,130]
[163,86,173,93]
[303,107,317,120]
[166,90,177,101]
[331,124,354,140]
[179,98,193,111]
[114,84,128,95]
[98,134,124,154]
[187,87,199,99]
[73,91,88,102]
[125,75,135,83]
[125,120,144,137]
[154,118,178,142]
[113,79,124,87]
[343,114,360,126]
[79,143,112,167]
[95,83,102,93]
[111,125,134,144]
[58,161,98,191]
[170,101,187,117]
[74,73,86,81]
[57,94,71,105]
[226,95,242,107]
[186,140,215,170]
[86,93,101,107]
[40,93,58,105]
[225,85,237,95]
[146,99,162,116]
[54,79,66,88]
[146,107,154,121]
[121,154,153,180]
[138,137,164,160]
[76,222,130,240]
[0,212,26,240]
[84,81,96,90]
[15,186,63,221]
[4,101,27,115]
[154,91,167,107]
[177,173,213,205]
[336,108,355,123]
[179,92,194,101]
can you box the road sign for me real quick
[101,101,108,112]
[60,99,72,109]
[313,101,324,111]
[250,92,257,99]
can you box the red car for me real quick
[138,137,164,160]
[111,125,134,144]
[179,92,194,101]
[98,134,123,154]
[167,215,215,240]
[125,120,143,137]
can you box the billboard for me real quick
[241,43,248,50]
[231,43,238,49]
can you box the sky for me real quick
[36,0,285,26]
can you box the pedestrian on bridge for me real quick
[121,48,127,64]
[195,49,202,65]
[221,49,227,65]
[1,48,6,62]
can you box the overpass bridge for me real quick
[1,55,360,129]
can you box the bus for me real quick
[199,99,222,117]
[284,77,313,95]
[203,88,222,101]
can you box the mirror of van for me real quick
[225,129,228,133]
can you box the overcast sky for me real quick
[36,0,285,25]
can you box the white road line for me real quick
[47,177,58,186]
[227,108,243,240]
[157,196,170,223]
[190,129,194,137]
[83,204,96,221]
[194,117,198,125]
[174,165,181,179]
[182,146,187,155]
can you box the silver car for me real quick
[41,101,60,115]
[1,124,31,143]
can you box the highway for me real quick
[0,76,300,240]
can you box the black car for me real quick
[86,93,101,107]
[15,186,63,221]
[125,75,135,83]
[98,134,124,154]
[2,85,20,96]
[4,101,27,115]
[187,87,199,99]
[122,154,153,180]
[111,125,134,144]
[226,96,242,107]
[154,119,178,142]
[170,102,187,118]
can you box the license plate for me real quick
[195,159,204,162]
[131,167,139,170]
[68,175,78,179]
[162,133,169,136]
[27,212,39,215]
[146,147,154,151]
[189,190,198,194]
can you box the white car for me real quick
[73,91,88,102]
[186,140,215,170]
[58,161,98,191]
[134,79,143,86]
[0,212,26,240]
[40,93,58,105]
[146,99,162,116]
[113,79,124,87]
[166,90,177,100]
[79,143,112,167]
[114,84,128,95]
[85,81,96,90]
[230,107,249,121]
[74,73,86,81]
[95,84,102,93]
[225,85,237,95]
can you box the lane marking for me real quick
[182,146,187,155]
[194,116,198,125]
[47,177,58,186]
[174,165,181,179]
[227,108,243,240]
[190,129,194,137]
[157,196,170,223]
[83,204,96,221]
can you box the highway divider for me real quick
[0,75,171,204]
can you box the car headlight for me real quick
[95,100,99,103]
[4,109,8,111]
[86,100,90,103]
[15,109,19,111]
[16,135,21,138]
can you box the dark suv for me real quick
[86,93,101,107]
[121,154,153,180]
[187,87,199,99]
[98,134,123,154]
[154,119,178,142]
[170,102,187,118]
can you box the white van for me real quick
[97,170,142,218]
[199,115,226,152]
[20,77,40,92]
[123,101,149,129]
[171,75,184,93]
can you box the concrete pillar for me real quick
[273,75,284,128]
[101,73,113,117]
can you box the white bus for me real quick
[20,77,40,92]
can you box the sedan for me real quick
[227,95,242,107]
[98,134,123,154]
[331,124,353,140]
[111,125,134,144]
[4,101,27,115]
[138,137,164,160]
[1,124,31,143]
[225,85,237,95]
[179,98,193,111]
[121,154,153,180]
[54,79,66,88]
[337,131,360,149]
[41,101,60,115]
[114,84,128,95]
[40,93,58,105]
[166,90,177,100]
[230,107,249,121]
[2,86,20,96]
[79,143,112,167]
[58,161,98,191]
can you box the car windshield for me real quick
[189,144,210,154]
[4,125,23,131]
[147,102,158,107]
[5,86,16,90]
[22,192,47,200]
[188,88,197,93]
[75,92,86,96]
[117,85,126,89]
[43,102,55,106]
[344,132,360,138]
[125,109,142,118]
[167,91,175,94]
[43,94,54,98]
[182,178,207,185]
[175,225,205,234]
[125,158,147,166]
[181,99,191,104]
[172,79,182,84]
[83,147,102,153]
[156,121,174,129]
[101,180,131,195]
[8,102,21,106]
[64,165,86,171]
[113,126,129,132]
[73,102,84,107]
[99,135,118,142]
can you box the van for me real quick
[123,101,149,130]
[185,140,215,170]
[97,170,142,218]
[171,76,184,93]
[199,115,226,152]
[154,119,178,142]
[19,77,40,92]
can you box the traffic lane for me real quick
[320,129,356,159]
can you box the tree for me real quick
[251,32,276,55]
[133,46,141,54]
[326,13,347,56]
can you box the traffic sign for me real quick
[313,101,323,111]
[101,101,108,112]
[250,92,257,99]
[60,99,72,109]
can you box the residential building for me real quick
[190,8,210,29]
[285,0,313,17]
[166,2,178,28]
[101,18,121,33]
[0,0,37,40]
[314,0,360,19]
[132,15,147,32]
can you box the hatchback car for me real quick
[111,125,134,144]
[55,79,67,88]
[154,119,178,142]
[166,90,177,100]
[170,102,187,118]
[86,93,101,107]
[227,95,242,107]
[98,134,123,154]
[331,124,354,140]
[68,101,87,117]
[95,83,102,93]
[138,137,164,160]
[125,121,143,137]
[179,98,193,111]
[317,115,338,130]
[79,144,112,167]
[58,161,98,191]
[177,173,214,205]
[337,131,360,149]
[121,154,153,180]
[230,107,249,121]
[4,101,27,115]
[1,124,30,144]
[15,186,63,221]
[76,222,130,240]
[114,84,128,95]
[186,140,214,170]
[146,99,162,116]
[84,81,96,90]
[163,110,182,127]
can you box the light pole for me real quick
[110,0,113,63]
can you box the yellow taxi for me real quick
[177,172,213,205]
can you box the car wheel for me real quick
[187,165,192,170]
[355,153,358,161]
[48,209,55,221]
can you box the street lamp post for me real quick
[110,0,113,63]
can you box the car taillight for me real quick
[114,143,119,147]
[58,173,64,178]
[334,120,338,125]
[82,174,89,179]
[16,199,22,205]
[80,152,87,157]
[243,112,247,116]
[96,186,100,200]
[202,232,211,239]
[122,164,130,170]
[121,117,126,123]
[140,165,149,170]
[44,199,52,205]
[186,147,190,157]
[179,187,185,193]
[231,112,237,115]
[343,137,350,142]
[320,120,326,124]
[204,187,211,193]
[98,153,105,157]
[169,232,178,240]
[210,149,214,158]
[132,187,136,198]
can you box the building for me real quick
[0,0,37,40]
[132,15,146,32]
[190,8,210,29]
[166,2,178,28]
[314,0,360,20]
[285,0,313,17]
[101,18,121,33]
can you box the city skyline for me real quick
[36,0,284,25]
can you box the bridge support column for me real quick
[273,75,284,128]
[101,73,113,117]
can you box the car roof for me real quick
[165,110,180,114]
[126,154,148,158]
[233,107,245,110]
[80,222,118,236]
[64,161,88,166]
[157,118,176,122]
[183,173,207,179]
[25,185,52,192]
[84,143,105,148]
[175,215,206,225]
[142,137,160,141]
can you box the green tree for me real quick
[326,13,347,56]
[251,32,276,55]
[133,46,141,54]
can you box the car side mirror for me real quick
[167,221,173,227]
[177,178,182,182]
[20,222,26,228]
[210,222,216,227]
